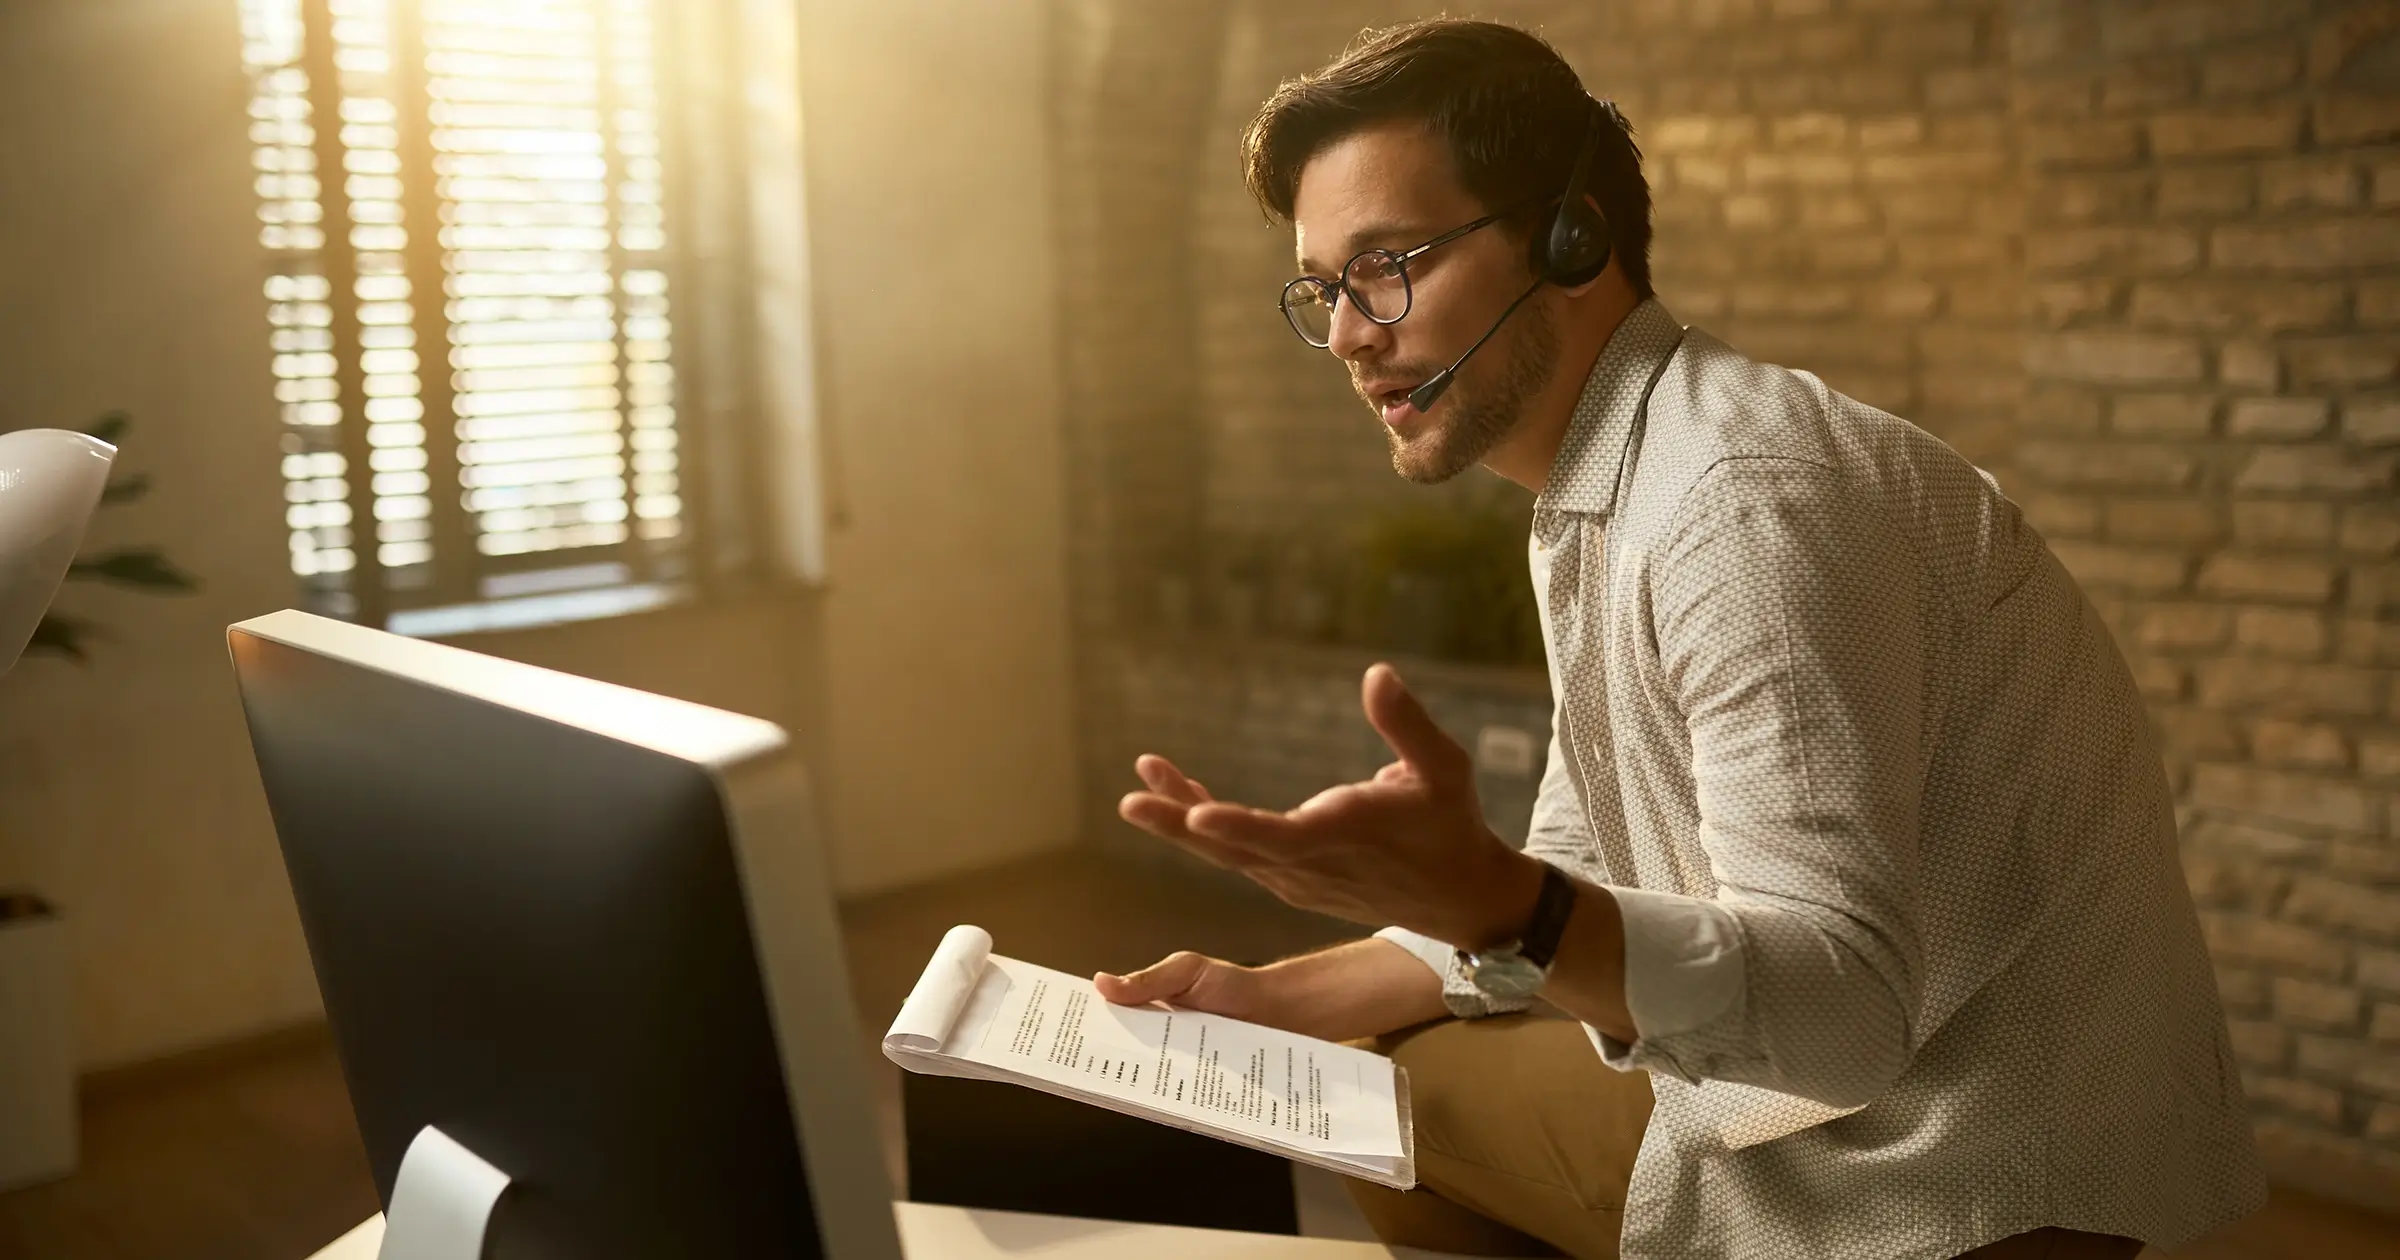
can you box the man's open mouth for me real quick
[1364,381,1425,425]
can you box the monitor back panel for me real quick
[231,628,824,1259]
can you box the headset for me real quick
[1408,97,1620,413]
[1539,97,1620,285]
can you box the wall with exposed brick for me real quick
[2005,0,2400,1206]
[1052,0,2400,1207]
[1581,0,2027,472]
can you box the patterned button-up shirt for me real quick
[1380,299,2263,1259]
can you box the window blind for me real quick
[239,0,685,624]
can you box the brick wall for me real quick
[1573,0,2026,470]
[2006,0,2400,1204]
[1053,0,2400,1205]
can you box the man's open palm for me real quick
[1116,663,1536,951]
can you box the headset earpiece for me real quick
[1540,98,1615,287]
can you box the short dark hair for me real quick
[1241,19,1653,299]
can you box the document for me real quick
[884,925,1415,1189]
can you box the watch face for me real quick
[1470,953,1546,1001]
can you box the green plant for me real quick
[25,412,199,661]
[1343,491,1544,669]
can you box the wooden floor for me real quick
[0,849,2392,1260]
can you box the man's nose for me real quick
[1326,291,1392,364]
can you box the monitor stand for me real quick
[377,1126,512,1260]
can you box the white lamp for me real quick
[0,428,117,676]
[0,426,115,1191]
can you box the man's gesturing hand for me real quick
[1118,663,1542,952]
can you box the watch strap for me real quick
[1518,863,1579,969]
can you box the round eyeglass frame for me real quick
[1278,206,1515,349]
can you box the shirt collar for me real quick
[1535,298,1684,519]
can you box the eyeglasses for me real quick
[1278,208,1514,349]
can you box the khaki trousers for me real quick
[1345,1015,2147,1260]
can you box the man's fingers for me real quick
[1094,950,1215,1007]
[1119,791,1194,838]
[1096,951,1256,1018]
[1187,801,1304,848]
[1361,663,1470,787]
[1134,754,1214,805]
[1121,797,1278,875]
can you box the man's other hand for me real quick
[1095,938,1450,1042]
[1093,951,1261,1018]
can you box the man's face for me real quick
[1291,121,1558,484]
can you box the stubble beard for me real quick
[1384,298,1560,485]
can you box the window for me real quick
[239,0,697,630]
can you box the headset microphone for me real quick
[1408,98,1617,415]
[1406,277,1547,413]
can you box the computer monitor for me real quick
[227,609,902,1259]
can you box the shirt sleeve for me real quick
[1371,924,1529,1020]
[1602,886,1747,1053]
[1600,457,1926,1111]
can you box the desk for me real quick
[307,1203,1425,1259]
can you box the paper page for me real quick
[885,924,993,1053]
[941,954,1405,1160]
[377,1125,510,1260]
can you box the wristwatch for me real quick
[1458,863,1579,1001]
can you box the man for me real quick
[1096,18,2265,1260]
